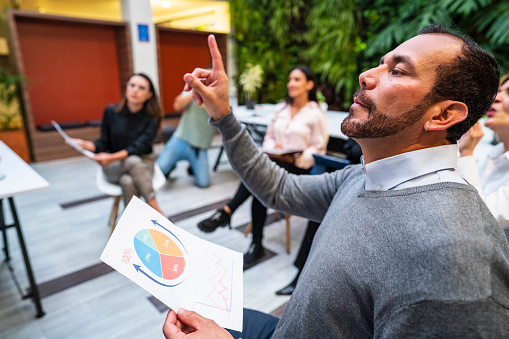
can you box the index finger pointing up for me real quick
[208,35,224,72]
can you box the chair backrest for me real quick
[96,163,167,197]
[310,153,351,175]
[96,166,122,196]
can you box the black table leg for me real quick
[3,198,45,317]
[1,199,10,261]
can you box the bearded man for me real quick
[163,24,509,338]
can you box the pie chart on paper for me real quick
[134,229,187,281]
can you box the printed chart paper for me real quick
[100,197,243,331]
[50,120,95,159]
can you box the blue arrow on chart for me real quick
[151,220,190,257]
[151,219,172,233]
[133,264,182,287]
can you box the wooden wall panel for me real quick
[157,28,227,113]
[16,18,122,127]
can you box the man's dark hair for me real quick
[418,24,500,143]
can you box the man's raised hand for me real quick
[183,35,231,121]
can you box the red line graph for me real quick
[204,251,231,312]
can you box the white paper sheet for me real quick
[100,197,244,331]
[50,120,95,159]
[262,147,303,156]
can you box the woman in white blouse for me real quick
[198,65,329,271]
[458,74,509,233]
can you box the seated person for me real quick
[197,65,328,269]
[157,87,217,188]
[458,74,509,235]
[71,73,164,215]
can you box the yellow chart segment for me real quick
[148,229,183,256]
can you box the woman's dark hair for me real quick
[286,65,318,104]
[501,74,509,87]
[115,73,163,119]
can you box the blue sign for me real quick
[138,24,149,42]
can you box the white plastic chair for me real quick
[96,163,166,234]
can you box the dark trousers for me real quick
[227,183,268,244]
[293,220,320,270]
[226,161,310,246]
[227,308,279,339]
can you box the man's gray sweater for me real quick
[212,114,509,338]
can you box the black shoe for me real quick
[187,165,194,176]
[275,272,300,295]
[243,242,265,268]
[275,282,296,296]
[197,209,231,233]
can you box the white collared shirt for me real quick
[457,143,509,227]
[362,144,466,191]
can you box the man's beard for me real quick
[341,89,433,138]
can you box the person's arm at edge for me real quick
[457,122,483,195]
[174,92,194,112]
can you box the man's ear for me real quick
[426,100,468,131]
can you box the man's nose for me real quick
[358,67,380,90]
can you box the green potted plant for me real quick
[239,63,263,109]
[0,69,29,161]
[316,90,328,111]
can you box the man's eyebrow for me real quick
[380,54,416,72]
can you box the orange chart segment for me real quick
[148,229,183,256]
[160,254,186,280]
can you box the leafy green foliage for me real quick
[304,0,360,106]
[230,0,509,110]
[0,70,23,130]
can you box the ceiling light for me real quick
[161,1,171,8]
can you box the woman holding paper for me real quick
[198,65,328,271]
[71,73,165,215]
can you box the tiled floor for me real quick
[0,145,308,338]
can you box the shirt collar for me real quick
[362,144,459,190]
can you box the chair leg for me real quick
[244,222,252,237]
[109,196,121,235]
[285,214,291,254]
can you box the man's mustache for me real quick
[353,89,377,114]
